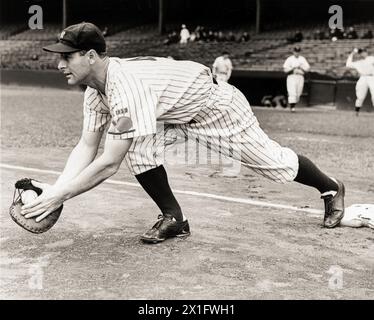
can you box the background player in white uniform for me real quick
[283,46,310,112]
[22,23,345,244]
[212,51,235,176]
[212,51,233,82]
[346,48,374,116]
[180,24,190,44]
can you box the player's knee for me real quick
[259,162,298,184]
[128,165,160,176]
[272,149,299,184]
[272,169,297,184]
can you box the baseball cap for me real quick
[43,22,106,54]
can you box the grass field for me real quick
[1,85,373,299]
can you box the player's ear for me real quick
[87,50,97,65]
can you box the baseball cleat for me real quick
[140,214,190,244]
[321,179,345,228]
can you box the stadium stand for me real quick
[1,21,374,78]
[8,23,61,41]
[107,24,163,42]
[0,40,56,70]
[0,24,28,40]
[241,38,374,77]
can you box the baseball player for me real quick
[283,46,310,112]
[212,51,235,175]
[212,51,233,82]
[180,24,190,44]
[346,48,374,116]
[21,23,345,244]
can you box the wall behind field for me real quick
[2,69,372,112]
[230,70,373,111]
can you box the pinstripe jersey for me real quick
[124,79,299,182]
[83,56,299,183]
[83,57,213,139]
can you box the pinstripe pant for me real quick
[125,82,299,183]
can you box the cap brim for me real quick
[42,42,80,53]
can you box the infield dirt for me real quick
[1,85,373,299]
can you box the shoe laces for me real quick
[151,214,172,229]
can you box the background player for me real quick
[21,22,345,244]
[212,51,233,83]
[346,48,374,116]
[180,24,190,44]
[212,51,235,175]
[283,46,310,112]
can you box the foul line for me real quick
[0,163,323,216]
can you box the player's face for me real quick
[58,52,91,85]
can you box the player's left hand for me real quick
[21,181,65,222]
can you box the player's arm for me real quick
[54,129,103,187]
[300,58,310,72]
[59,136,133,200]
[22,137,133,218]
[283,58,294,73]
[346,50,356,68]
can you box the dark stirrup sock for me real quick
[135,165,184,221]
[294,155,339,194]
